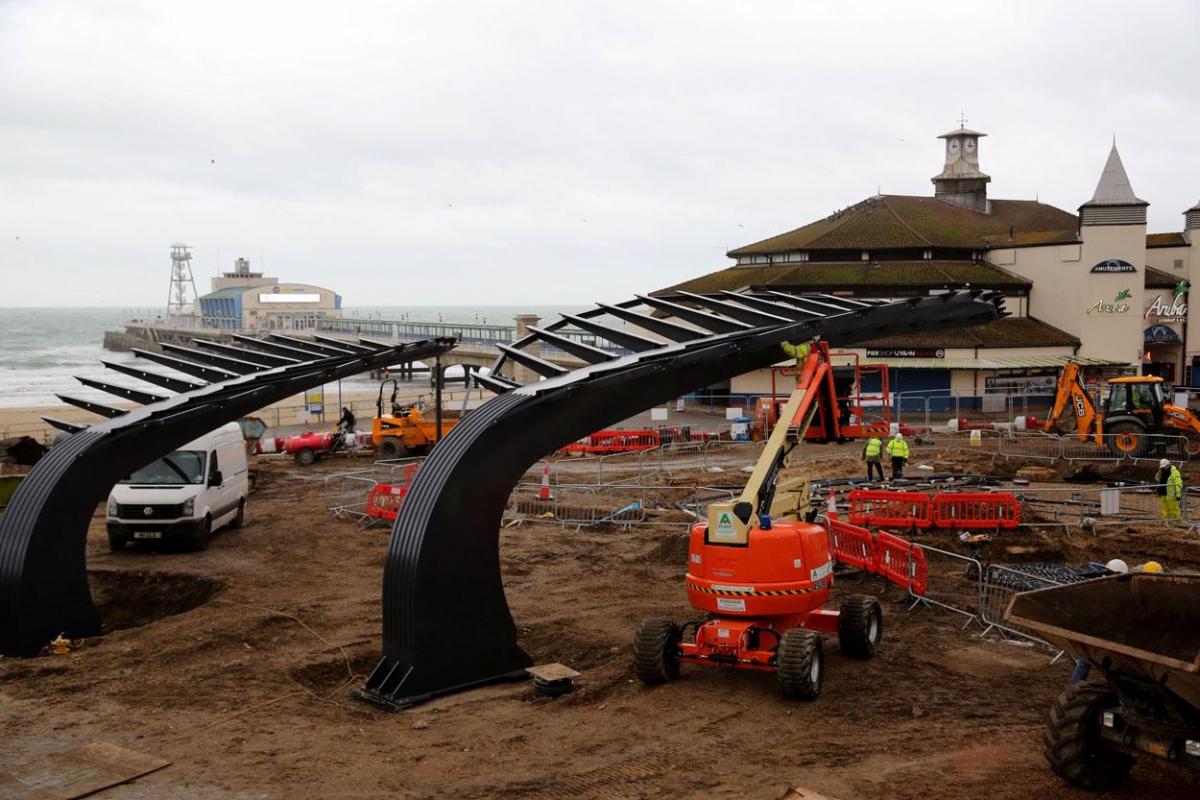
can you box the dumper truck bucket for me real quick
[1005,574,1200,710]
[362,289,1005,709]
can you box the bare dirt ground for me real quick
[3,451,1200,799]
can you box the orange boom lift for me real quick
[1045,362,1200,457]
[634,340,883,699]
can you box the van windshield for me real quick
[118,450,207,485]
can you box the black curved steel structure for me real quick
[0,334,454,657]
[362,290,1004,708]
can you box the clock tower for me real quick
[932,125,991,212]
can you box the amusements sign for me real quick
[1090,259,1136,273]
[866,348,945,359]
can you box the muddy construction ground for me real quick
[3,449,1200,799]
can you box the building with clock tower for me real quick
[654,123,1200,401]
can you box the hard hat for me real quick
[1105,559,1129,574]
[1160,458,1171,468]
[1141,561,1164,573]
[894,432,904,440]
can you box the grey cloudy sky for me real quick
[2,0,1198,308]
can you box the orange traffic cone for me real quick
[539,464,554,501]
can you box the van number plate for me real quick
[133,531,163,540]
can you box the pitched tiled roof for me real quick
[656,260,1030,295]
[729,194,1078,256]
[1146,232,1188,248]
[1145,266,1182,289]
[858,316,1079,349]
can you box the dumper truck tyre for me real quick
[1105,421,1149,459]
[295,447,317,466]
[1043,683,1134,791]
[378,438,406,460]
[838,595,883,659]
[777,629,823,700]
[634,618,680,684]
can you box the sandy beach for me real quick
[0,384,489,442]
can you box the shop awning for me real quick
[828,353,1122,370]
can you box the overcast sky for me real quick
[2,0,1198,308]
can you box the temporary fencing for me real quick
[977,564,1068,647]
[560,429,660,455]
[363,463,421,524]
[909,543,983,623]
[828,517,875,571]
[932,492,1020,529]
[848,490,933,529]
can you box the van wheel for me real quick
[231,499,245,529]
[295,448,317,466]
[189,515,212,551]
[107,530,127,553]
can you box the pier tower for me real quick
[167,243,199,319]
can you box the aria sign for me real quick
[1087,288,1133,315]
[1090,259,1136,273]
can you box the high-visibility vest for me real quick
[864,438,883,457]
[1167,466,1183,500]
[780,341,811,366]
[887,438,909,458]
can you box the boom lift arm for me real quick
[710,341,826,544]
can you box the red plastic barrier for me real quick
[364,464,420,522]
[560,429,661,455]
[829,518,876,571]
[876,531,922,594]
[848,489,933,529]
[932,492,1020,529]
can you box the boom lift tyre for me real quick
[777,629,823,700]
[633,618,681,684]
[837,595,883,659]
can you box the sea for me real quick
[0,305,586,409]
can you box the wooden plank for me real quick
[3,742,170,800]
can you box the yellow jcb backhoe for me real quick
[1045,361,1200,457]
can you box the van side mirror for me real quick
[209,470,223,487]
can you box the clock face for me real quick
[964,138,976,153]
[948,139,960,155]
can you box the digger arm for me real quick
[1046,362,1097,439]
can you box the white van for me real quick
[106,422,249,552]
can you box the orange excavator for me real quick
[1045,362,1200,457]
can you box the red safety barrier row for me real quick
[365,464,420,522]
[932,492,1020,529]
[826,517,926,596]
[848,489,1020,531]
[560,429,661,455]
[848,489,933,529]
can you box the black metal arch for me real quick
[362,290,1003,708]
[0,335,455,657]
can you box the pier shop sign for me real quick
[1090,258,1137,273]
